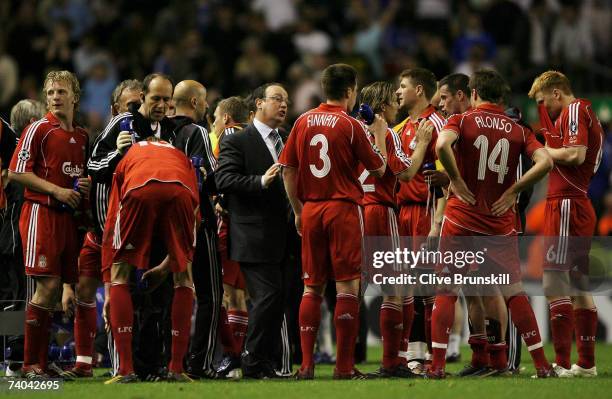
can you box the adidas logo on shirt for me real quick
[69,137,76,144]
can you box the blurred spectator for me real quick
[584,0,611,63]
[350,0,400,78]
[551,0,594,64]
[287,63,322,118]
[45,19,75,71]
[451,12,496,64]
[527,0,555,67]
[293,18,332,58]
[7,0,48,79]
[80,55,118,129]
[40,0,94,40]
[252,0,297,32]
[416,33,452,80]
[0,38,18,111]
[454,44,495,77]
[234,37,279,89]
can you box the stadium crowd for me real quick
[0,0,611,385]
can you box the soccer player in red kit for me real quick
[529,71,604,378]
[358,81,433,378]
[430,70,554,379]
[8,70,90,379]
[62,79,142,379]
[102,139,200,383]
[280,64,387,380]
[394,68,447,368]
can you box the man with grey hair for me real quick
[110,79,142,117]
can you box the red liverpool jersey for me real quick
[443,103,543,235]
[112,140,199,201]
[396,105,446,205]
[279,103,385,205]
[541,99,604,199]
[360,128,411,208]
[9,112,88,207]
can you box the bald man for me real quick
[169,80,223,379]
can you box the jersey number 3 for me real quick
[473,135,509,184]
[309,134,331,178]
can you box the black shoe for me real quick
[186,365,221,380]
[366,367,394,379]
[216,355,241,378]
[457,364,496,377]
[446,353,461,363]
[392,364,422,378]
[242,366,283,380]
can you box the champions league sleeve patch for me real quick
[18,149,30,162]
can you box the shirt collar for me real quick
[253,117,275,139]
[45,112,78,129]
[475,103,505,114]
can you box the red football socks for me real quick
[227,309,248,356]
[508,295,549,370]
[74,300,97,370]
[109,284,134,376]
[398,296,414,365]
[24,302,49,367]
[380,301,403,369]
[430,295,457,371]
[574,307,597,369]
[169,286,194,373]
[424,297,435,354]
[468,334,489,368]
[219,307,237,355]
[299,292,322,370]
[549,298,574,369]
[489,342,508,370]
[334,293,359,374]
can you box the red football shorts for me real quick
[107,182,197,273]
[436,216,522,284]
[19,201,79,283]
[542,197,595,272]
[217,216,246,290]
[301,200,363,286]
[399,202,433,269]
[79,231,102,281]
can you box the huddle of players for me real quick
[282,64,602,380]
[5,62,602,382]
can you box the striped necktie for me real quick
[270,129,284,158]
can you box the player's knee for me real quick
[32,277,61,307]
[572,294,594,309]
[111,262,131,284]
[383,295,402,305]
[76,276,99,302]
[336,279,360,296]
[304,284,325,297]
[173,270,193,288]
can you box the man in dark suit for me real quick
[216,83,291,379]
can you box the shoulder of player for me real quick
[426,110,447,133]
[20,117,51,140]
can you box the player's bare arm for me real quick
[436,129,475,205]
[544,144,587,166]
[398,119,433,182]
[8,171,81,209]
[491,149,553,216]
[367,114,388,177]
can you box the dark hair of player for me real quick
[439,73,470,96]
[469,70,509,104]
[399,67,437,101]
[360,82,395,114]
[321,64,357,101]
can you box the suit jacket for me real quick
[216,123,289,264]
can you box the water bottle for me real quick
[119,116,139,144]
[191,156,204,191]
[358,103,375,125]
[60,177,80,212]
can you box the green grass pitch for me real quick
[5,344,612,399]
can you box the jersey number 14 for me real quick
[473,135,510,184]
